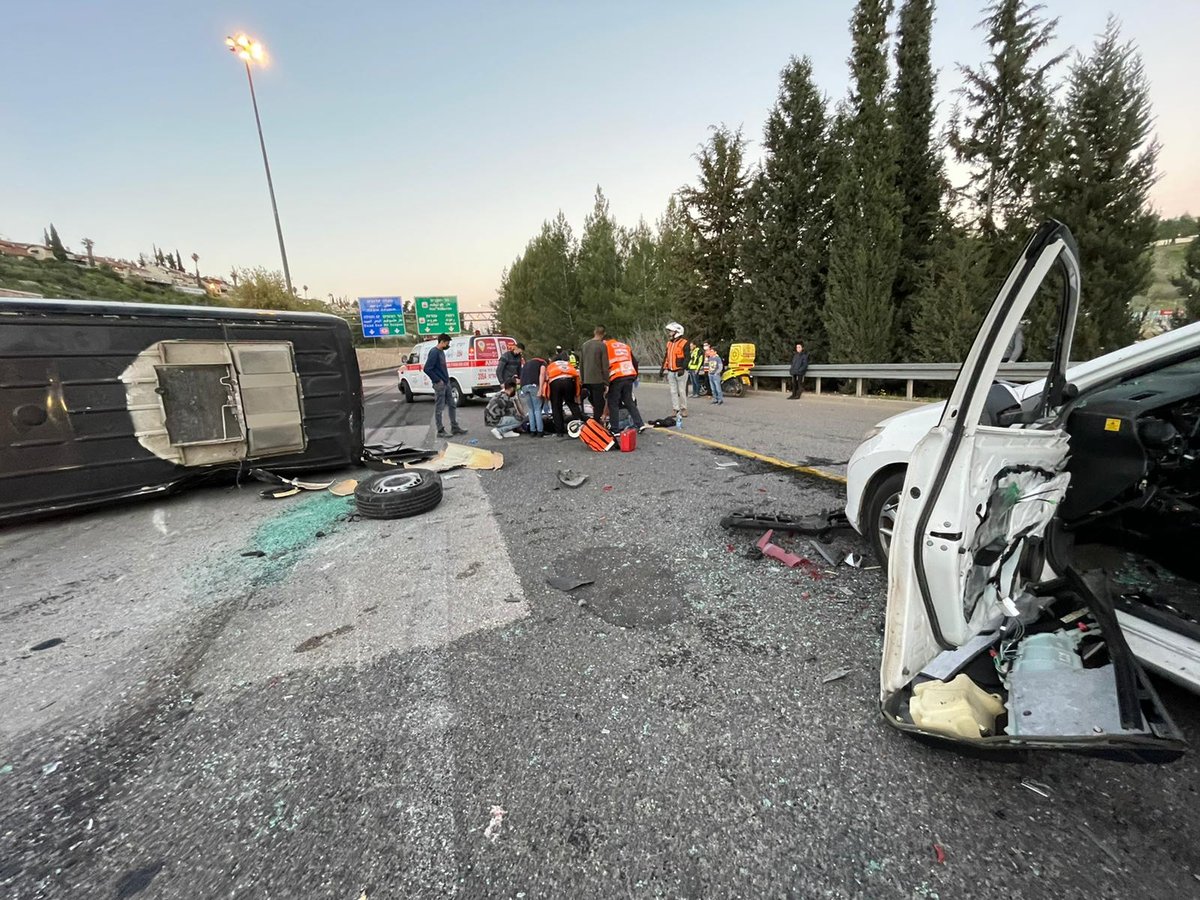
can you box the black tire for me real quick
[354,470,443,519]
[864,470,906,565]
[400,380,414,403]
[449,379,464,407]
[724,377,746,398]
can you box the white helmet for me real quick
[665,321,684,337]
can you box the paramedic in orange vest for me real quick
[604,339,649,433]
[545,357,584,437]
[660,321,692,418]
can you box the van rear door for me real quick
[473,337,500,390]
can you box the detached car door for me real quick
[881,220,1184,759]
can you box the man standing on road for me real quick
[660,321,692,417]
[605,337,649,433]
[496,342,524,386]
[485,379,523,439]
[519,351,548,437]
[686,342,704,398]
[579,325,609,421]
[545,356,583,438]
[425,333,467,437]
[788,340,809,400]
[703,342,724,405]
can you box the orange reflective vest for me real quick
[663,338,688,372]
[546,360,578,381]
[606,340,636,380]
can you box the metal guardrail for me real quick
[749,362,1053,399]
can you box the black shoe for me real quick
[436,428,449,437]
[451,426,468,435]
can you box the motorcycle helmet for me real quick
[665,321,684,338]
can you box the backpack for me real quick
[580,419,614,452]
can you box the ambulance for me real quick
[397,334,517,406]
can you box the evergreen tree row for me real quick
[495,0,1166,365]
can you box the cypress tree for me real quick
[821,0,903,364]
[891,0,946,345]
[576,187,622,334]
[950,0,1066,247]
[737,56,836,363]
[1038,18,1159,357]
[911,228,992,361]
[47,224,68,261]
[678,126,751,344]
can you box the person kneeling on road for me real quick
[605,337,650,433]
[485,380,524,440]
[546,357,584,439]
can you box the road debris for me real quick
[328,479,357,497]
[1020,780,1051,799]
[241,550,267,558]
[721,509,853,536]
[484,805,507,841]
[248,469,334,492]
[810,541,839,566]
[715,460,740,469]
[41,760,61,775]
[30,638,64,651]
[602,485,613,492]
[822,667,851,684]
[547,574,595,592]
[755,530,806,568]
[933,843,946,865]
[556,469,589,489]
[408,442,503,473]
[843,552,865,568]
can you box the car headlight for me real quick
[862,425,884,441]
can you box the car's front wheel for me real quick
[864,470,906,565]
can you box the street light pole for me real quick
[226,34,293,295]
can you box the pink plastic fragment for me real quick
[756,530,806,568]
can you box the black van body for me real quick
[1,298,363,524]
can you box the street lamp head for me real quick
[225,33,266,65]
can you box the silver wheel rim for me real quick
[371,472,425,494]
[878,492,901,554]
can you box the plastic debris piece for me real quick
[484,805,507,841]
[843,552,864,568]
[407,442,503,473]
[811,542,838,566]
[933,843,946,865]
[1020,780,1051,798]
[260,485,302,500]
[329,479,358,497]
[41,760,61,775]
[715,460,739,468]
[30,638,64,652]
[241,550,267,558]
[821,667,851,684]
[547,575,595,592]
[556,469,589,489]
[602,485,614,492]
[756,530,806,568]
[0,764,14,776]
[468,438,480,445]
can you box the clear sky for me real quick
[3,1,1197,311]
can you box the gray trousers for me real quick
[666,370,688,411]
[434,381,458,430]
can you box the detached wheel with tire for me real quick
[864,470,906,565]
[400,380,414,403]
[354,470,443,519]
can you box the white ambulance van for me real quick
[398,334,517,406]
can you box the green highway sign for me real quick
[414,296,460,336]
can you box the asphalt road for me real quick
[2,375,1199,899]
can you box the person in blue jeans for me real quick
[703,342,724,405]
[424,333,467,437]
[519,353,547,436]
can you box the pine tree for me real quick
[612,218,669,336]
[911,227,992,361]
[1037,18,1159,357]
[678,126,751,344]
[576,187,622,333]
[47,224,68,261]
[892,0,946,345]
[737,57,836,363]
[950,0,1066,246]
[655,195,701,327]
[493,213,581,350]
[822,0,903,364]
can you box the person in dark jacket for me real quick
[424,333,467,436]
[496,342,524,386]
[579,325,609,421]
[788,341,809,400]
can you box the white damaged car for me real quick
[848,221,1199,756]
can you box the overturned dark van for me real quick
[1,298,363,524]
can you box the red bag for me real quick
[580,419,615,452]
[618,429,637,452]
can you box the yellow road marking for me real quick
[664,430,847,485]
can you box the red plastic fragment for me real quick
[933,843,946,864]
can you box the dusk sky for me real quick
[3,1,1197,311]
